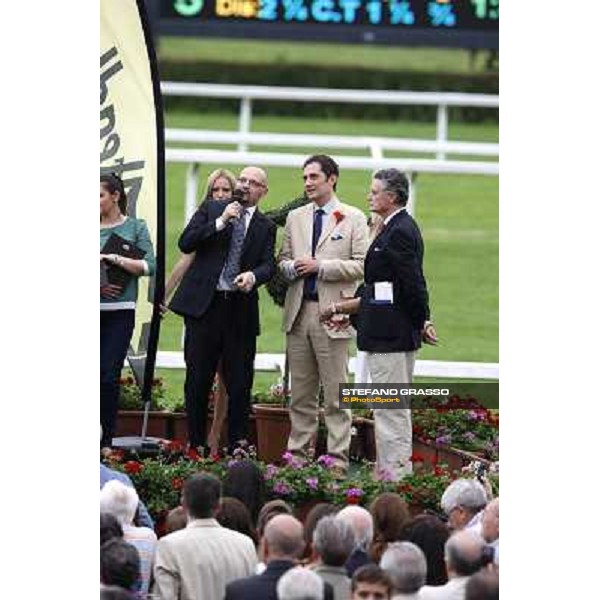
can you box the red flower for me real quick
[186,447,202,461]
[169,440,184,453]
[346,495,361,505]
[333,210,345,224]
[124,461,143,475]
[434,466,445,477]
[410,453,425,463]
[171,477,184,491]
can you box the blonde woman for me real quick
[164,169,236,456]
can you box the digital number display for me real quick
[158,0,499,48]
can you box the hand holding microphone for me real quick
[221,189,246,224]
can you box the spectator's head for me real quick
[302,502,338,560]
[223,459,266,526]
[465,568,500,600]
[372,168,410,208]
[277,566,325,600]
[440,479,488,531]
[100,480,139,526]
[313,515,355,567]
[263,514,305,562]
[303,154,340,202]
[481,497,499,543]
[256,499,293,539]
[351,564,393,600]
[182,472,221,519]
[445,530,488,578]
[399,514,449,586]
[216,496,257,545]
[337,505,374,551]
[380,541,427,595]
[165,506,187,534]
[203,168,236,202]
[369,492,410,563]
[101,512,124,546]
[100,539,140,591]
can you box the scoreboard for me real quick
[157,0,499,48]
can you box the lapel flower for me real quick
[333,210,345,224]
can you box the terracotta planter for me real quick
[253,404,291,463]
[116,411,172,439]
[413,438,491,470]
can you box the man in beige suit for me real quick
[279,154,369,473]
[152,472,257,600]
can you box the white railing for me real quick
[161,82,499,159]
[156,351,499,381]
[165,147,499,221]
[165,128,499,160]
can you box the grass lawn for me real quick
[158,36,496,74]
[154,109,498,403]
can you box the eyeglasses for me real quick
[238,177,265,188]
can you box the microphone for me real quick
[230,188,245,204]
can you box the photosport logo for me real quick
[338,382,499,409]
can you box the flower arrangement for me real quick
[412,396,499,461]
[118,374,166,411]
[103,443,489,525]
[252,379,290,406]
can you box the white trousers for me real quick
[366,351,416,481]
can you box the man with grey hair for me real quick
[277,566,326,600]
[336,505,374,576]
[320,168,436,480]
[440,479,488,534]
[312,515,354,600]
[420,530,487,600]
[226,514,318,600]
[380,541,427,599]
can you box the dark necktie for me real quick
[222,209,247,287]
[304,208,325,298]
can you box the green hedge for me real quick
[159,60,498,123]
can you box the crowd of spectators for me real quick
[100,463,499,599]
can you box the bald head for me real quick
[481,498,499,543]
[264,514,305,560]
[237,166,268,206]
[445,531,487,578]
[336,506,373,549]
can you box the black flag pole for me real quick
[104,0,165,453]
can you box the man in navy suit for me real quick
[169,166,276,451]
[226,514,333,600]
[321,169,437,480]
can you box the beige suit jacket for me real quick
[152,518,258,600]
[278,198,369,338]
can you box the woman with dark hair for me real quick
[100,173,155,449]
[399,513,450,586]
[216,497,258,546]
[223,459,266,526]
[368,492,410,564]
[162,168,236,456]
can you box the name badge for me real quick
[374,281,394,304]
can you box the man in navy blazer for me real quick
[169,166,276,451]
[321,169,437,480]
[225,514,334,600]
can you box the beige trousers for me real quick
[286,302,351,468]
[366,351,416,480]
